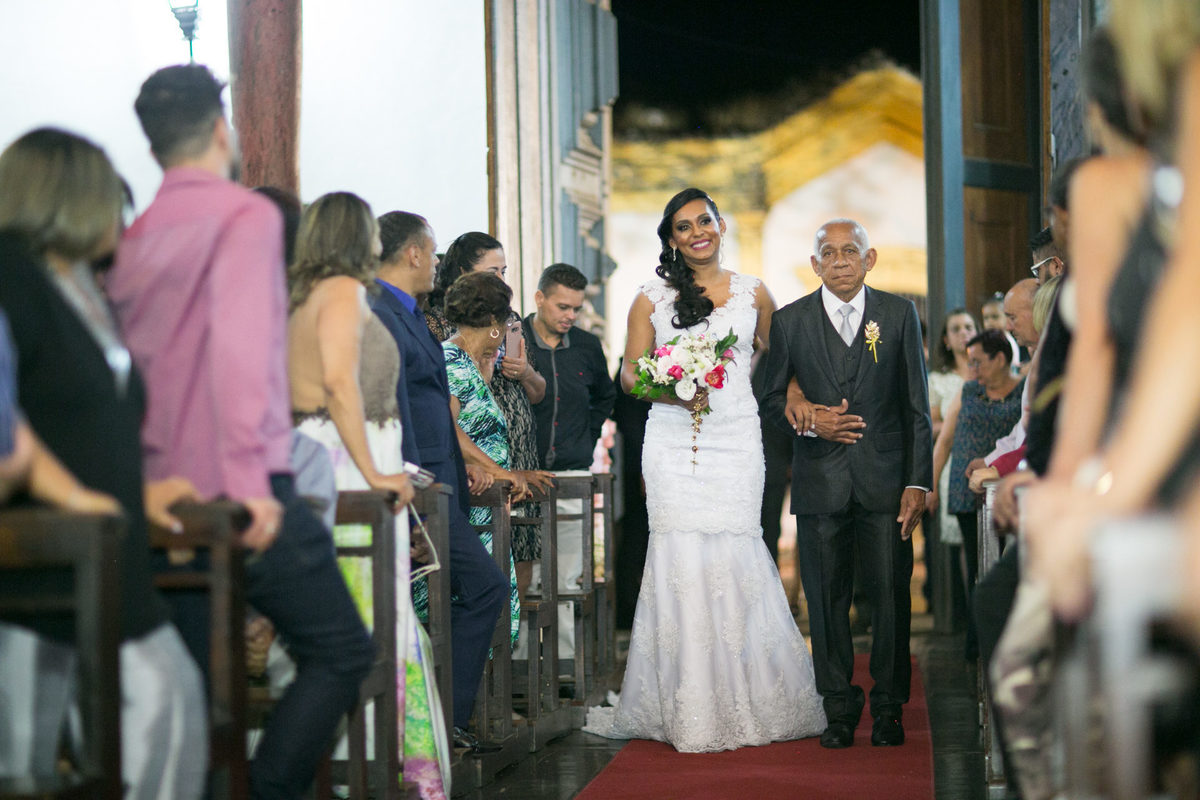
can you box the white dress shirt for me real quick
[820,285,866,341]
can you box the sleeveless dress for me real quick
[584,273,826,752]
[295,312,450,798]
[1107,167,1200,504]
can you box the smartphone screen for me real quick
[505,324,523,359]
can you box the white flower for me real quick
[675,380,697,402]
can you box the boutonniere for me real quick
[864,320,881,363]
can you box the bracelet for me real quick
[1072,455,1113,496]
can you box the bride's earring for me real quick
[670,245,678,263]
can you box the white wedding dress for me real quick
[584,273,826,752]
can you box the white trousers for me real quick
[0,622,207,800]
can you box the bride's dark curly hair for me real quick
[655,187,720,329]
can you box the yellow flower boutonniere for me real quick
[864,320,881,363]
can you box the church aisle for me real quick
[464,614,987,800]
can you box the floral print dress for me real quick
[442,341,520,648]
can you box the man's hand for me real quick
[924,488,939,514]
[241,495,283,552]
[145,476,200,534]
[968,466,1000,494]
[811,398,866,444]
[897,487,926,540]
[466,464,494,494]
[991,470,1038,530]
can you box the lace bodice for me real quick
[639,273,759,420]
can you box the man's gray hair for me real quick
[814,218,871,256]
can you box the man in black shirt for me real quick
[523,264,616,471]
[523,263,616,662]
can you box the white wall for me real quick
[0,0,230,212]
[299,1,488,243]
[0,0,489,243]
[762,142,926,303]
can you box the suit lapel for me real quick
[378,289,443,369]
[798,290,839,387]
[850,286,883,395]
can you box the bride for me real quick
[584,188,826,752]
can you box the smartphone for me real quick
[504,322,523,360]
[403,461,436,490]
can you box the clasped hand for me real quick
[785,393,865,444]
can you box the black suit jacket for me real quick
[369,281,470,514]
[763,286,932,516]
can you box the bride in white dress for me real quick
[584,188,826,753]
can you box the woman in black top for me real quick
[0,128,206,798]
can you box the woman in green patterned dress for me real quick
[442,271,523,647]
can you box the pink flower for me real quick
[667,365,684,380]
[722,348,734,360]
[705,365,726,388]
[654,345,673,357]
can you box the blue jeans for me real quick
[161,475,373,800]
[245,475,374,799]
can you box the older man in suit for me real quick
[370,211,509,752]
[764,219,932,750]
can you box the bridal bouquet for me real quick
[630,329,738,468]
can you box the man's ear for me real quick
[534,289,545,308]
[810,255,820,276]
[863,248,877,272]
[213,115,230,152]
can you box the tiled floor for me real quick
[462,616,988,800]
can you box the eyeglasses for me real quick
[1030,256,1057,279]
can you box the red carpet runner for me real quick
[576,654,933,800]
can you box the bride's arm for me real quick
[621,292,698,410]
[753,281,777,351]
[620,293,656,395]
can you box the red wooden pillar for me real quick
[226,0,301,193]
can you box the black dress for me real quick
[489,312,542,562]
[1106,169,1200,505]
[0,233,169,641]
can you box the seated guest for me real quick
[370,211,510,753]
[107,64,374,799]
[0,127,206,798]
[287,192,449,794]
[441,271,522,649]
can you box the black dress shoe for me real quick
[453,726,502,754]
[870,715,904,746]
[819,721,855,749]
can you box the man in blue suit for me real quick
[371,211,508,752]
